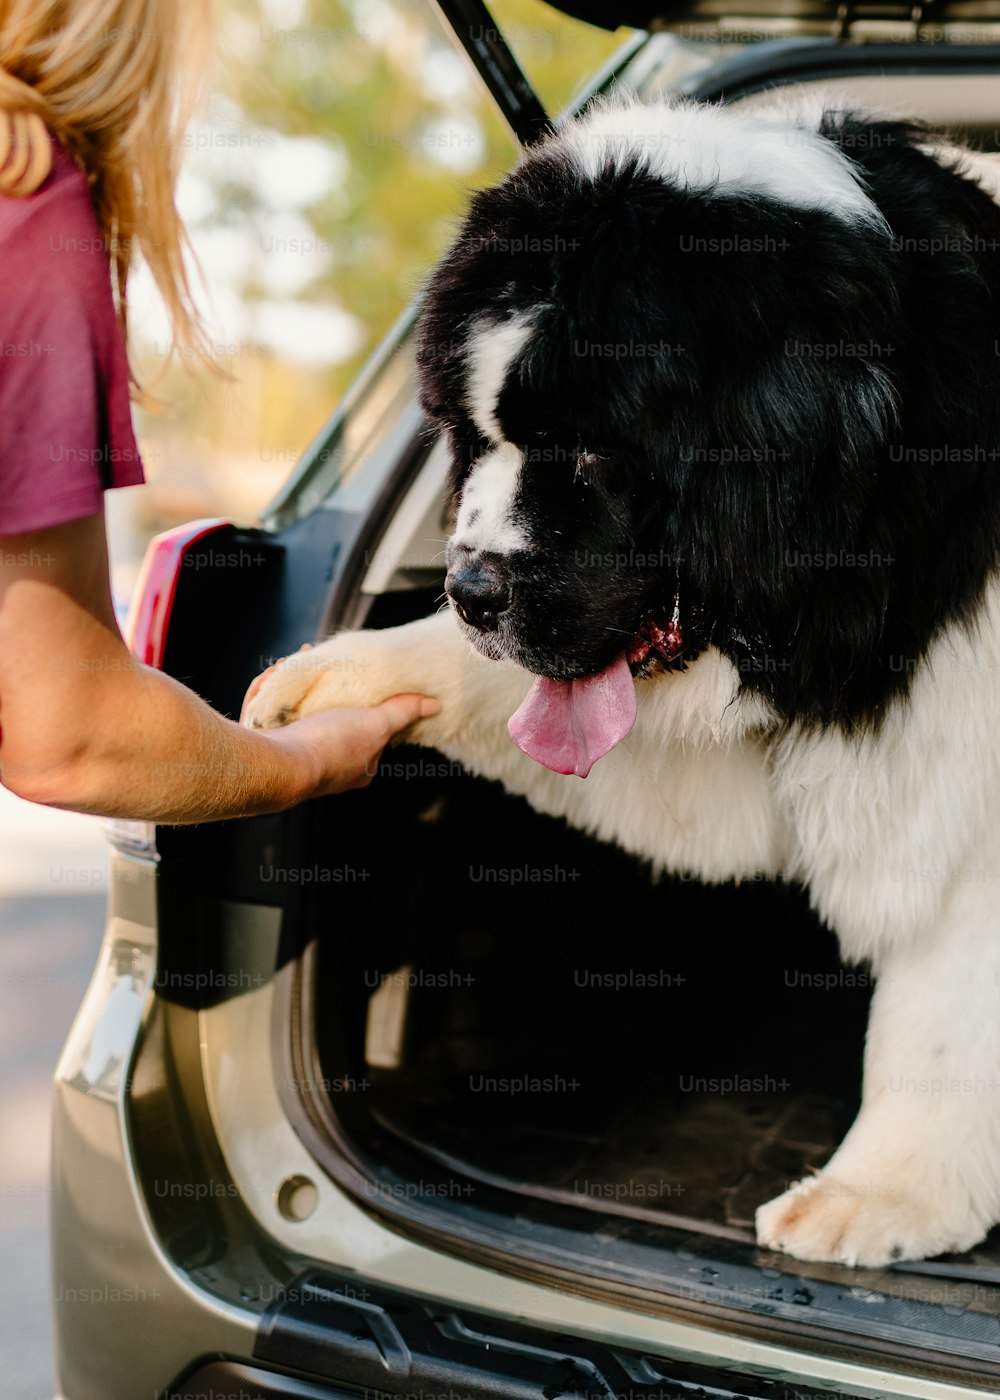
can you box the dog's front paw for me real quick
[242,636,377,730]
[755,1171,984,1267]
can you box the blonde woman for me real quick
[0,2,438,821]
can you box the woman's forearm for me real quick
[0,514,436,822]
[0,657,321,822]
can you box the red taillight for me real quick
[125,519,231,669]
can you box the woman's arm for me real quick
[0,512,438,823]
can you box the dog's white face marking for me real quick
[456,314,535,558]
[564,98,887,231]
[452,442,528,556]
[464,312,534,444]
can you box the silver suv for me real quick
[51,3,1000,1397]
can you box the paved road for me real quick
[0,788,108,1400]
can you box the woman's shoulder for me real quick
[0,132,105,261]
[0,130,121,353]
[0,131,143,534]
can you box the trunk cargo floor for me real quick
[371,1067,1000,1309]
[373,1074,853,1236]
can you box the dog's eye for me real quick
[575,445,609,484]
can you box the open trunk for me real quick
[267,54,1000,1392]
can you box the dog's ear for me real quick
[682,345,897,568]
[716,331,900,482]
[650,209,904,703]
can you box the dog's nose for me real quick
[446,557,511,632]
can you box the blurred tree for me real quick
[131,0,628,527]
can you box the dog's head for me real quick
[416,98,903,767]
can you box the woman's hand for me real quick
[265,692,442,796]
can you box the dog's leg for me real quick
[244,611,787,882]
[243,610,542,778]
[757,869,1000,1266]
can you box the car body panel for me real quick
[49,856,256,1400]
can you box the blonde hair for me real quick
[0,0,215,390]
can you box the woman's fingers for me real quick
[372,693,442,741]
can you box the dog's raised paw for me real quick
[242,651,332,730]
[242,631,402,730]
[755,1172,982,1268]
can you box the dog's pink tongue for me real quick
[508,654,636,778]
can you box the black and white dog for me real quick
[246,96,1000,1267]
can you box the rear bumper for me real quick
[172,1265,871,1399]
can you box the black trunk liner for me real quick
[372,1074,857,1237]
[353,773,869,1241]
[370,1061,1000,1320]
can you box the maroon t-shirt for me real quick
[0,134,144,535]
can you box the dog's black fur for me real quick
[416,111,1000,730]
